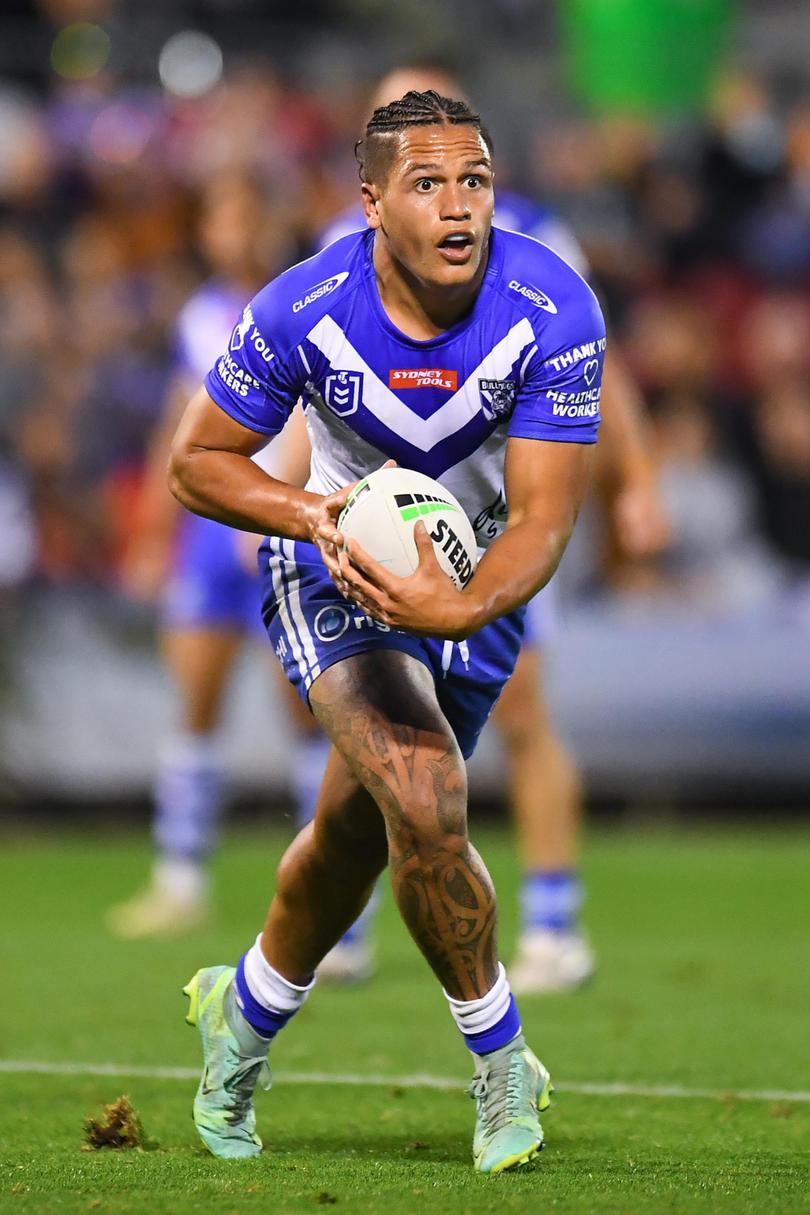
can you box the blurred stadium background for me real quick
[1,0,809,817]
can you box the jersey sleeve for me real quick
[509,285,606,444]
[204,298,304,436]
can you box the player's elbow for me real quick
[167,439,196,509]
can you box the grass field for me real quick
[1,821,809,1214]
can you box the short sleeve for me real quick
[509,288,606,445]
[204,300,303,436]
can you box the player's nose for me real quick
[439,185,471,221]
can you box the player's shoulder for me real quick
[176,279,236,330]
[248,232,367,356]
[492,228,602,332]
[316,205,366,252]
[494,188,557,234]
[496,189,589,278]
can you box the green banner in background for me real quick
[559,0,732,114]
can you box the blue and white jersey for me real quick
[318,188,589,278]
[205,227,605,551]
[175,278,285,479]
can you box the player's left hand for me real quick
[611,478,671,559]
[335,521,473,640]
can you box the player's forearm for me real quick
[168,448,321,540]
[458,515,575,636]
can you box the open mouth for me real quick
[438,232,474,262]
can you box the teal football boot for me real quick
[468,1034,552,1174]
[183,965,271,1159]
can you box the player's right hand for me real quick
[306,461,396,590]
[306,483,357,588]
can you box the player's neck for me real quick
[372,237,487,340]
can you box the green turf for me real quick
[1,823,808,1213]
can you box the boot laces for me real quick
[224,1055,270,1124]
[468,1053,527,1135]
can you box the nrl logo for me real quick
[479,378,517,422]
[324,370,363,417]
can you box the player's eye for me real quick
[415,178,434,192]
[465,175,482,188]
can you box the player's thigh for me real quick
[308,649,467,833]
[161,627,242,731]
[490,642,551,745]
[311,744,388,866]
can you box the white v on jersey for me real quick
[205,228,605,551]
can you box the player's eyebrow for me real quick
[405,158,491,175]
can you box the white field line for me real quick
[0,1059,808,1104]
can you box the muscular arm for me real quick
[460,437,591,629]
[168,386,322,539]
[334,437,592,641]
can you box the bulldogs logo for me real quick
[479,378,517,423]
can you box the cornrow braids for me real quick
[355,89,493,183]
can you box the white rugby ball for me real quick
[337,468,477,589]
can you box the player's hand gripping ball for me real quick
[337,468,478,589]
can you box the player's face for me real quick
[367,125,494,292]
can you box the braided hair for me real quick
[356,89,493,183]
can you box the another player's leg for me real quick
[491,645,595,993]
[274,672,371,981]
[185,745,388,1158]
[308,652,551,1174]
[108,627,240,938]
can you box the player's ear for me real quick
[361,182,382,230]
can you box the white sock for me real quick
[153,856,207,902]
[444,964,521,1054]
[242,934,316,1013]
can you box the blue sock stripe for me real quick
[521,869,582,933]
[234,955,297,1040]
[463,993,522,1055]
[153,754,225,862]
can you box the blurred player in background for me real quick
[316,63,670,993]
[107,175,328,939]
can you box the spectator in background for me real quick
[734,294,810,585]
[106,174,326,942]
[607,293,782,610]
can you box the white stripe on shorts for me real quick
[269,540,309,685]
[280,540,321,685]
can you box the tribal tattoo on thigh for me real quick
[311,668,498,998]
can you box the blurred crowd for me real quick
[2,51,810,617]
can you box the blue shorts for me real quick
[163,512,264,634]
[259,536,525,759]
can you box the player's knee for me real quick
[384,746,468,859]
[316,809,388,871]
